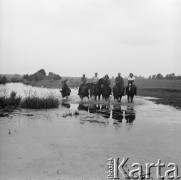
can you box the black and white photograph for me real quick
[0,0,181,179]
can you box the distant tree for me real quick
[0,76,7,84]
[37,69,46,77]
[165,73,175,80]
[156,73,163,79]
[23,74,29,80]
[148,75,151,79]
[47,72,61,80]
[152,75,156,79]
[54,74,61,80]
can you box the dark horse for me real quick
[89,83,100,101]
[78,83,92,100]
[97,78,112,101]
[113,83,124,102]
[60,83,71,98]
[126,82,137,103]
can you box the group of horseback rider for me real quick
[61,72,137,102]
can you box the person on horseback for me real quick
[91,72,99,100]
[115,73,124,92]
[92,72,99,84]
[61,79,69,90]
[78,74,87,95]
[113,73,124,102]
[103,74,111,86]
[127,73,137,95]
[81,74,87,84]
[65,78,70,88]
[60,78,71,98]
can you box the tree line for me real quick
[148,73,181,80]
[0,69,61,84]
[23,69,61,81]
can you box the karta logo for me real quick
[107,158,180,180]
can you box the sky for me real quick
[0,0,181,78]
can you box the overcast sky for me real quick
[0,0,181,77]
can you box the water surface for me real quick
[0,83,181,180]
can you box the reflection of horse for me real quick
[97,78,112,101]
[97,104,111,118]
[112,105,124,121]
[113,83,124,102]
[78,103,89,112]
[61,102,70,108]
[126,82,137,103]
[125,105,136,123]
[60,84,71,98]
[89,104,100,113]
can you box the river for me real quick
[0,83,181,180]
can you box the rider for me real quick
[115,73,124,92]
[61,78,71,95]
[78,74,87,95]
[65,78,70,88]
[92,72,99,84]
[127,73,137,95]
[81,74,87,84]
[103,74,111,86]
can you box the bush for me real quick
[0,91,21,108]
[0,76,7,84]
[21,95,60,109]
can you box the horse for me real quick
[126,82,137,103]
[89,83,100,101]
[60,84,71,98]
[97,78,112,101]
[113,83,124,102]
[78,83,92,100]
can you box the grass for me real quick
[0,91,60,110]
[21,95,60,109]
[0,91,21,109]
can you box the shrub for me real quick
[21,95,60,109]
[0,91,21,109]
[0,76,7,84]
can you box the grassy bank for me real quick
[0,91,60,117]
[25,78,181,109]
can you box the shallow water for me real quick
[0,83,181,180]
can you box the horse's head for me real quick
[128,82,132,91]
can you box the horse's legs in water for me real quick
[127,95,130,103]
[119,95,122,103]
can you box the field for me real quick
[25,78,181,109]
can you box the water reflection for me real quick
[97,104,111,119]
[61,102,70,108]
[60,102,136,125]
[89,104,101,113]
[112,104,124,122]
[125,105,136,123]
[78,103,89,112]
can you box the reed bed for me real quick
[21,95,60,109]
